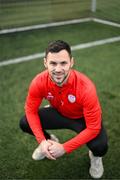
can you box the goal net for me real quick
[93,0,120,24]
[0,0,119,30]
[0,0,91,29]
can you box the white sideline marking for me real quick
[71,36,120,50]
[0,36,120,67]
[0,17,119,35]
[93,18,120,28]
[0,53,45,67]
[0,18,91,35]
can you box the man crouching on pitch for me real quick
[20,40,108,179]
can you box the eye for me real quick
[49,61,57,66]
[61,61,68,65]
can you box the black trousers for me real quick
[20,107,108,157]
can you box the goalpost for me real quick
[0,0,119,34]
[91,0,120,28]
[91,0,96,12]
[91,0,120,24]
[0,0,120,66]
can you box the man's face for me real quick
[44,50,74,86]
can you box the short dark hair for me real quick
[45,40,72,58]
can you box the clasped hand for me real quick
[40,139,65,160]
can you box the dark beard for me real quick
[51,73,69,86]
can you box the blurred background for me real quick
[0,0,120,29]
[0,0,120,179]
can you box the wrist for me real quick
[40,139,46,144]
[62,144,66,154]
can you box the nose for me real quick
[55,64,62,72]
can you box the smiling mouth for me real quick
[53,72,64,77]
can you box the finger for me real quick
[48,148,58,158]
[48,145,54,151]
[49,151,55,157]
[47,140,54,145]
[49,149,55,155]
[45,150,56,160]
[46,154,56,160]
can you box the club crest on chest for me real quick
[68,94,76,103]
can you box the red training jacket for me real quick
[25,70,102,153]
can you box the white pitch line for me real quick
[0,18,91,35]
[71,36,120,50]
[0,36,120,67]
[93,18,120,28]
[0,53,45,67]
[0,18,119,35]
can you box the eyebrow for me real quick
[49,60,68,63]
[49,60,68,64]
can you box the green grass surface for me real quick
[0,0,120,29]
[0,21,120,61]
[0,0,90,29]
[0,3,120,176]
[0,35,120,178]
[95,0,120,23]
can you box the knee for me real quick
[90,142,109,157]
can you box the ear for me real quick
[44,58,48,68]
[70,57,74,68]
